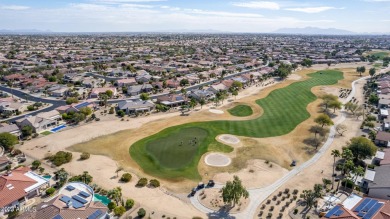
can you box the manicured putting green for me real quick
[130,70,344,180]
[228,105,253,117]
[145,127,208,169]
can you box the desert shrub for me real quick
[46,187,56,196]
[294,209,298,215]
[120,173,132,182]
[48,151,72,166]
[137,208,146,218]
[107,202,116,211]
[136,178,148,187]
[149,179,160,187]
[113,206,126,216]
[80,152,90,160]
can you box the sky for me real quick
[0,0,389,33]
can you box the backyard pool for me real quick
[93,194,111,206]
[43,175,52,180]
[50,124,67,133]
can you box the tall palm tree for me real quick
[331,149,341,189]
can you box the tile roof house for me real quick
[15,111,60,133]
[0,156,10,171]
[0,167,49,217]
[127,84,153,96]
[55,101,96,114]
[375,131,390,147]
[156,94,188,107]
[89,87,117,98]
[18,182,108,219]
[0,123,21,138]
[117,100,155,115]
[116,78,137,87]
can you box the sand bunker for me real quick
[218,134,240,145]
[209,109,224,114]
[205,153,231,167]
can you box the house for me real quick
[47,85,69,97]
[117,100,155,115]
[156,94,188,107]
[375,131,390,147]
[0,124,21,138]
[378,94,390,108]
[0,167,50,217]
[0,101,26,114]
[0,156,10,171]
[89,87,117,98]
[188,90,215,100]
[379,109,389,120]
[135,71,152,83]
[166,79,180,89]
[366,165,390,199]
[56,102,96,114]
[321,196,390,219]
[82,77,103,88]
[18,182,108,219]
[117,78,136,87]
[208,83,229,94]
[127,84,153,96]
[15,111,60,133]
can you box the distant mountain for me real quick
[273,27,355,35]
[157,29,230,33]
[0,29,52,33]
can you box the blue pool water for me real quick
[43,175,52,180]
[51,124,67,132]
[93,194,111,206]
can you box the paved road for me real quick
[190,75,369,219]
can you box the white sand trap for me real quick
[218,134,240,145]
[205,153,231,167]
[209,109,224,114]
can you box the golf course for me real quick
[228,105,254,117]
[130,70,344,180]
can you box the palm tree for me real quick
[199,98,206,109]
[351,166,365,194]
[331,149,341,189]
[341,149,354,176]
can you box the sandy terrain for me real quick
[217,134,240,145]
[204,153,232,167]
[208,109,224,114]
[198,188,250,213]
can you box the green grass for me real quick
[371,52,389,60]
[41,131,52,136]
[130,70,344,180]
[228,105,253,117]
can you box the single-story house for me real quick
[156,94,188,107]
[188,90,215,100]
[15,112,59,133]
[367,165,390,199]
[47,85,69,97]
[0,102,26,114]
[56,102,96,114]
[127,84,153,96]
[0,124,21,138]
[89,87,117,98]
[117,100,155,115]
[0,156,10,171]
[117,78,137,87]
[375,131,390,147]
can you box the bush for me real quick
[32,160,41,169]
[107,202,116,211]
[293,189,299,195]
[149,179,160,188]
[109,107,115,114]
[270,206,274,211]
[113,206,126,216]
[120,173,132,183]
[136,178,148,187]
[284,188,290,194]
[80,152,90,160]
[293,209,298,215]
[368,164,375,169]
[46,187,56,196]
[137,208,146,218]
[125,199,135,210]
[48,151,72,166]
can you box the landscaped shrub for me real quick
[284,188,290,194]
[270,206,274,211]
[294,209,298,215]
[125,199,135,209]
[137,208,146,218]
[48,151,72,166]
[46,187,56,196]
[113,206,126,216]
[107,202,116,211]
[136,178,148,187]
[80,152,90,160]
[293,189,299,195]
[149,179,160,187]
[120,173,132,182]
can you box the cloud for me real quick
[363,0,390,2]
[285,6,340,13]
[0,5,30,10]
[231,1,280,10]
[93,0,166,4]
[184,9,263,18]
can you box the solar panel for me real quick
[66,185,75,191]
[71,199,84,209]
[363,200,378,212]
[59,196,71,204]
[358,211,366,217]
[334,210,344,216]
[52,214,63,219]
[79,191,91,198]
[87,210,103,219]
[363,203,384,219]
[325,205,341,218]
[72,195,88,204]
[355,198,371,212]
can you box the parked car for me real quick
[189,188,197,197]
[207,180,215,187]
[197,182,205,190]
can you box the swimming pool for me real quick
[50,124,67,133]
[43,175,52,180]
[93,194,111,206]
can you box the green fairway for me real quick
[371,52,389,60]
[228,105,253,117]
[130,70,344,180]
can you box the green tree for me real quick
[105,90,113,98]
[309,125,326,139]
[329,100,342,113]
[137,208,146,218]
[117,110,125,117]
[300,190,317,210]
[199,98,206,109]
[314,114,333,127]
[0,132,18,151]
[66,97,79,105]
[369,67,376,78]
[149,179,160,187]
[302,58,313,67]
[120,173,132,182]
[125,199,135,210]
[113,206,126,216]
[347,137,377,161]
[32,160,41,169]
[231,90,238,99]
[140,93,150,101]
[344,102,360,115]
[79,107,92,116]
[22,125,34,137]
[232,81,243,90]
[107,202,116,211]
[136,178,148,187]
[80,152,90,160]
[180,79,189,86]
[331,149,340,189]
[221,176,249,207]
[275,63,293,79]
[46,187,56,196]
[320,94,338,112]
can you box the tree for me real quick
[300,190,317,210]
[54,168,68,187]
[79,107,92,116]
[73,112,86,124]
[137,208,146,218]
[140,93,150,101]
[320,94,338,112]
[329,100,342,113]
[347,136,377,161]
[331,149,341,189]
[108,187,122,205]
[136,178,148,187]
[199,98,206,109]
[117,110,125,117]
[341,148,354,175]
[22,125,34,137]
[344,102,360,115]
[180,79,189,86]
[357,66,366,77]
[46,187,56,196]
[232,81,243,90]
[369,67,376,78]
[107,202,116,211]
[314,114,333,127]
[189,98,197,109]
[120,173,132,182]
[80,152,90,160]
[221,176,249,207]
[309,125,326,138]
[301,58,313,67]
[113,206,126,216]
[0,132,18,151]
[125,199,135,210]
[304,137,322,150]
[275,63,292,79]
[335,124,347,136]
[32,160,41,169]
[105,90,113,98]
[66,97,79,105]
[149,179,160,187]
[368,94,379,105]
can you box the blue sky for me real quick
[0,0,389,32]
